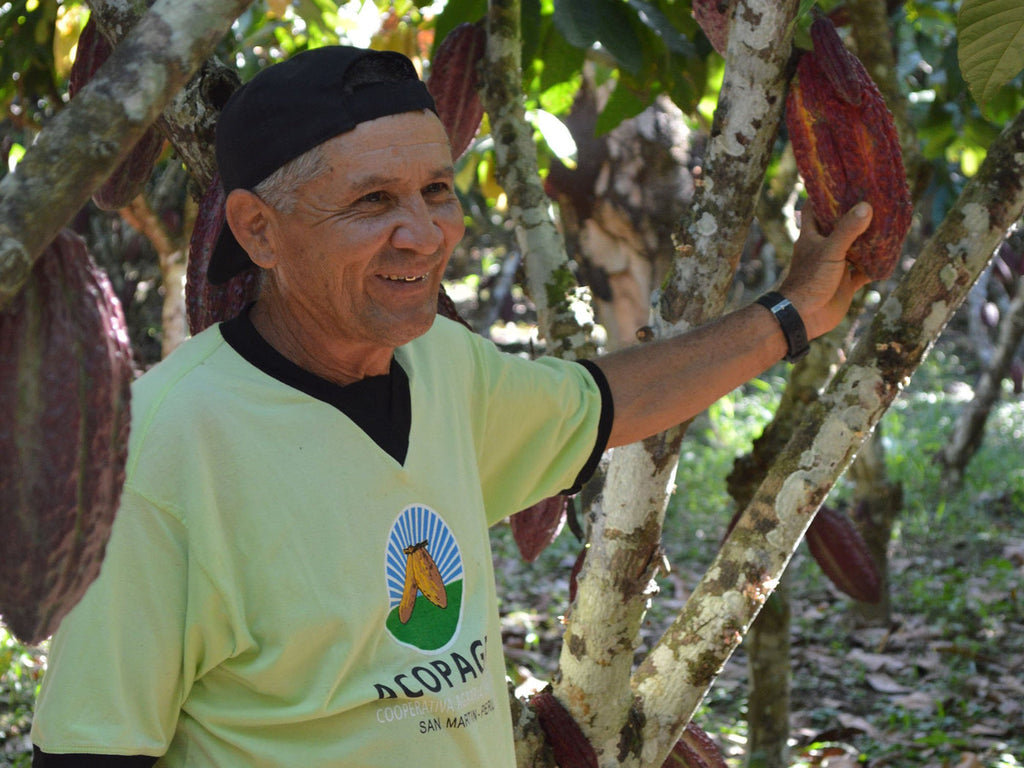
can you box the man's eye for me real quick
[424,182,451,195]
[360,191,385,203]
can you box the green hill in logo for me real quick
[386,579,464,651]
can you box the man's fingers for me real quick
[830,202,873,252]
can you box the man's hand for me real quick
[780,202,874,340]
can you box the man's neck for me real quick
[248,299,393,386]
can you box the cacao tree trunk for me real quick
[559,3,805,764]
[479,0,597,360]
[544,74,698,350]
[846,426,902,627]
[726,296,860,766]
[0,0,255,311]
[744,571,791,768]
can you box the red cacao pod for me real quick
[529,689,598,768]
[69,17,166,211]
[185,174,260,333]
[0,230,134,643]
[785,15,912,280]
[91,127,166,211]
[662,722,728,768]
[806,505,882,604]
[426,21,487,160]
[510,494,568,562]
[68,17,110,99]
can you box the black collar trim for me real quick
[219,306,410,465]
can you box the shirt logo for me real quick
[385,505,464,652]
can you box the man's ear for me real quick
[225,189,278,270]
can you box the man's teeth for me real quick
[383,274,427,282]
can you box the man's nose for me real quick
[392,196,444,253]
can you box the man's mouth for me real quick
[381,273,429,283]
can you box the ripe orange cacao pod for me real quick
[662,722,728,768]
[785,15,912,280]
[691,0,737,56]
[510,494,568,562]
[426,21,486,160]
[529,689,598,768]
[69,17,165,211]
[806,505,882,604]
[0,230,134,644]
[185,174,260,333]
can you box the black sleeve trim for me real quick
[34,747,159,767]
[561,359,614,495]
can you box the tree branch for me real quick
[480,0,596,359]
[555,2,802,765]
[631,106,1024,765]
[0,0,254,310]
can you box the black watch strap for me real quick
[756,291,809,363]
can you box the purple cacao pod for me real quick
[0,229,134,643]
[185,174,260,333]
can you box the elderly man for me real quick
[31,45,871,767]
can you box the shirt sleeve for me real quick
[465,334,612,524]
[31,486,192,758]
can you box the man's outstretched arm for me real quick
[595,202,874,448]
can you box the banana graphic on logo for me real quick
[399,540,448,624]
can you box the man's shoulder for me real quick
[131,324,228,405]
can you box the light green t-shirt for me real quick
[32,315,608,767]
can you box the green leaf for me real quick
[553,0,645,74]
[552,0,601,48]
[627,0,694,56]
[957,0,1024,107]
[538,24,587,93]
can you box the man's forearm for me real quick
[594,300,788,448]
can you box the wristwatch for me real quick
[756,291,809,363]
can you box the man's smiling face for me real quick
[259,109,465,364]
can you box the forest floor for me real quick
[491,346,1024,768]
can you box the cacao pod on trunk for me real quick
[185,174,260,333]
[0,230,134,644]
[785,15,912,280]
[662,722,728,768]
[529,689,598,768]
[806,505,882,604]
[510,494,567,562]
[426,21,487,160]
[69,17,165,211]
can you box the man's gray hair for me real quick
[253,144,329,212]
